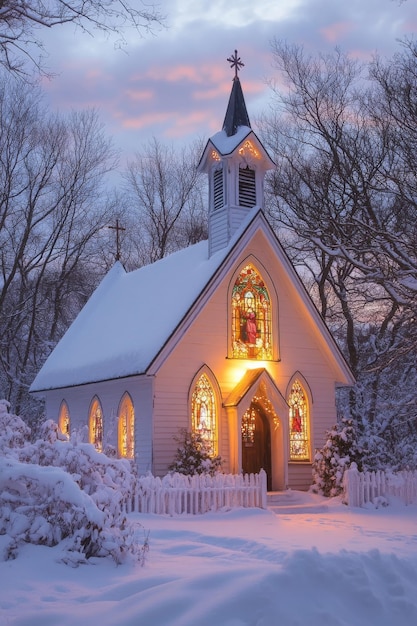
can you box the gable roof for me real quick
[30,209,355,393]
[29,210,258,392]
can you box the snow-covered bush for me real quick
[169,429,222,476]
[312,417,363,498]
[0,399,31,452]
[0,401,148,565]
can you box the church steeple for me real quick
[222,50,251,136]
[198,51,275,256]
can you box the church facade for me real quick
[30,54,354,491]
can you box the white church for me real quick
[30,52,354,491]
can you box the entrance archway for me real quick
[241,402,272,490]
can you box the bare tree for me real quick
[123,137,207,265]
[0,74,118,417]
[0,0,165,75]
[261,40,417,468]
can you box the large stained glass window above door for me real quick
[288,380,310,461]
[231,264,272,359]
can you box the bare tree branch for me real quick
[0,0,165,76]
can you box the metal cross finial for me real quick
[108,218,126,261]
[227,49,244,79]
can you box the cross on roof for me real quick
[227,49,244,79]
[108,218,126,261]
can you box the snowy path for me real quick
[1,494,417,625]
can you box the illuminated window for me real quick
[89,397,103,453]
[118,393,135,459]
[231,264,272,360]
[191,373,218,455]
[242,406,256,447]
[288,380,310,461]
[58,401,70,437]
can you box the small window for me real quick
[58,401,70,438]
[118,393,135,459]
[213,167,223,211]
[89,397,103,452]
[239,166,256,207]
[288,380,310,461]
[191,373,218,456]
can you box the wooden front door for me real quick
[241,403,272,490]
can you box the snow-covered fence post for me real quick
[259,469,267,509]
[343,462,361,506]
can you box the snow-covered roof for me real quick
[30,211,259,392]
[210,126,252,156]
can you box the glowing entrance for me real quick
[241,402,272,490]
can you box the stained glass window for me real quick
[58,401,70,437]
[288,380,310,461]
[118,394,135,459]
[191,373,217,455]
[231,264,272,359]
[89,398,103,453]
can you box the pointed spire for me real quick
[223,50,251,137]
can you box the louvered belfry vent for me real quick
[239,167,256,207]
[213,168,223,211]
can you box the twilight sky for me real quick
[39,0,417,159]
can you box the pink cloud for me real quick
[320,21,354,43]
[125,88,154,102]
[122,112,173,130]
[164,111,212,138]
[144,62,231,86]
[147,63,199,83]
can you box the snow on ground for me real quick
[1,491,417,626]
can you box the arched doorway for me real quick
[241,402,272,490]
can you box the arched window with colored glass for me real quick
[191,372,218,456]
[58,401,70,438]
[288,379,310,461]
[118,393,135,459]
[89,397,103,453]
[231,263,272,360]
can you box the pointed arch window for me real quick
[118,393,135,459]
[58,401,70,438]
[191,372,218,456]
[89,397,103,453]
[231,263,272,360]
[288,380,310,461]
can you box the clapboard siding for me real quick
[287,464,313,491]
[40,217,349,490]
[149,229,341,484]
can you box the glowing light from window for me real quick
[231,264,272,360]
[288,380,310,461]
[58,402,70,438]
[89,398,103,453]
[119,394,134,459]
[191,373,217,455]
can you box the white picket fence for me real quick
[122,470,267,515]
[343,463,417,507]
